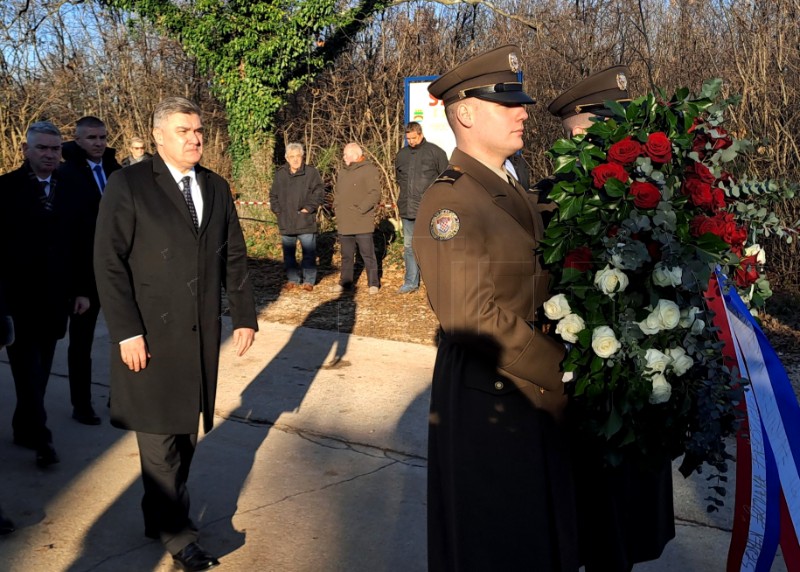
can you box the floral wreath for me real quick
[540,79,798,502]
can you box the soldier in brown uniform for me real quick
[545,67,675,572]
[414,46,578,571]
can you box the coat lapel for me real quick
[152,154,198,234]
[451,149,535,236]
[196,167,214,234]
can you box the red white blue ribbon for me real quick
[707,273,800,571]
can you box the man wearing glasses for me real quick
[122,137,152,167]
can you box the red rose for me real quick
[690,215,724,238]
[692,134,709,156]
[630,181,661,209]
[711,127,733,150]
[734,255,760,287]
[564,246,593,270]
[645,132,672,163]
[686,161,716,184]
[728,223,748,247]
[608,137,643,165]
[712,188,726,209]
[591,162,629,189]
[682,177,714,209]
[688,117,703,133]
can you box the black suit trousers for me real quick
[67,297,100,409]
[136,431,198,555]
[339,233,379,287]
[6,334,57,447]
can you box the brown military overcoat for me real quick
[414,148,579,571]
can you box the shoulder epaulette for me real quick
[434,168,463,185]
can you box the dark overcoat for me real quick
[333,159,380,235]
[94,154,258,435]
[269,162,325,235]
[0,163,91,340]
[59,141,122,300]
[413,149,578,571]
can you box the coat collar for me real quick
[152,153,213,234]
[450,148,536,236]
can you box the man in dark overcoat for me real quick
[333,142,381,294]
[94,97,257,572]
[413,46,578,571]
[0,121,91,468]
[544,66,675,572]
[59,115,122,425]
[394,122,448,293]
[269,141,325,290]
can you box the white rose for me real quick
[667,347,694,376]
[644,348,671,373]
[653,299,681,330]
[593,265,630,297]
[591,326,621,358]
[650,374,672,404]
[651,263,683,287]
[744,243,767,265]
[556,313,586,344]
[679,307,700,328]
[638,311,662,335]
[544,294,572,320]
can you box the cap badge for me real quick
[430,209,460,241]
[616,72,628,91]
[508,53,520,73]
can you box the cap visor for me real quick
[477,91,536,105]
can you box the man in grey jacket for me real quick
[394,122,448,293]
[269,142,325,291]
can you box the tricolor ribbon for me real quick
[705,272,800,571]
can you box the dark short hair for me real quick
[405,122,422,135]
[26,121,61,142]
[75,116,106,132]
[153,97,202,129]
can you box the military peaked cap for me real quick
[428,45,535,106]
[547,65,631,119]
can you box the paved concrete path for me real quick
[0,316,788,571]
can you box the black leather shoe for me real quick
[72,407,101,425]
[35,444,60,468]
[172,542,220,571]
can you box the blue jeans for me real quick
[402,218,419,288]
[281,233,317,285]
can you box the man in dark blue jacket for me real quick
[269,142,325,291]
[394,122,448,293]
[59,116,122,425]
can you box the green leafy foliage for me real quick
[103,0,390,179]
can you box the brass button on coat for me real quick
[494,381,504,391]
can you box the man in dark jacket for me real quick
[59,115,122,425]
[121,136,152,166]
[94,97,257,571]
[269,142,325,291]
[333,143,381,294]
[0,121,92,468]
[394,122,448,293]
